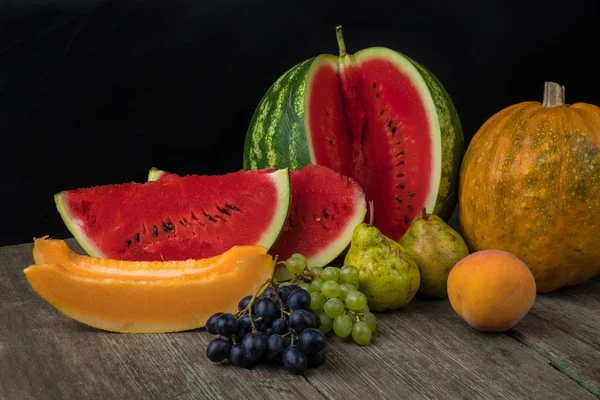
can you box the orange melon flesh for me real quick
[32,237,267,280]
[24,255,275,333]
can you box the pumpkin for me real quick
[459,82,600,293]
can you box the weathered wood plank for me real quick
[507,280,600,397]
[1,239,598,400]
[0,242,324,400]
[303,296,596,400]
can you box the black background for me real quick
[1,0,599,246]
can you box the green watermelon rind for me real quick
[243,58,315,172]
[55,168,292,258]
[54,193,106,258]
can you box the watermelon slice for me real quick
[149,164,367,268]
[243,27,464,241]
[55,169,291,261]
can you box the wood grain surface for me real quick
[2,240,598,399]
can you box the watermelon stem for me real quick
[368,200,374,226]
[422,206,430,221]
[543,81,565,108]
[335,25,347,56]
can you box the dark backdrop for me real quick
[1,0,599,246]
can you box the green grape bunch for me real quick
[281,254,377,346]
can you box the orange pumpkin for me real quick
[459,82,600,293]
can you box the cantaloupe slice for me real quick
[32,237,267,280]
[24,254,275,333]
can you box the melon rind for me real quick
[257,168,292,250]
[55,193,106,258]
[55,169,292,258]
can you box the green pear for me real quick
[398,207,469,298]
[344,217,420,312]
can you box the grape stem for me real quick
[238,278,272,330]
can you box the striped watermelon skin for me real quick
[405,57,464,219]
[243,57,317,172]
[243,44,464,233]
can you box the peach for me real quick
[447,249,536,332]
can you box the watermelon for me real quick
[243,27,464,241]
[149,164,367,269]
[55,169,291,261]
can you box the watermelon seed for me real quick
[397,161,405,166]
[398,173,405,177]
[373,82,377,88]
[323,209,330,218]
[380,109,385,116]
[217,206,231,216]
[399,184,405,189]
[125,240,132,248]
[395,151,404,158]
[396,197,403,203]
[408,192,414,197]
[134,233,140,243]
[403,216,410,224]
[203,211,217,223]
[163,222,174,232]
[391,127,397,135]
[408,205,414,212]
[314,216,321,222]
[153,225,159,237]
[387,120,393,128]
[225,204,241,212]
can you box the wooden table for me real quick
[1,238,599,399]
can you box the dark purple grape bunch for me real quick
[204,255,327,375]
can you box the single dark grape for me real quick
[205,312,223,334]
[255,297,280,325]
[239,314,262,336]
[286,289,311,311]
[271,318,288,334]
[288,309,317,332]
[206,337,231,362]
[265,334,284,361]
[241,332,267,361]
[282,335,292,350]
[307,349,326,368]
[298,328,326,355]
[262,286,276,299]
[238,295,253,312]
[216,313,238,337]
[229,343,253,368]
[265,328,274,336]
[307,309,321,329]
[281,345,308,375]
[278,285,301,302]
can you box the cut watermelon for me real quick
[149,164,367,269]
[243,27,464,241]
[55,169,291,261]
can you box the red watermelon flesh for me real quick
[269,164,366,267]
[150,164,367,268]
[306,54,438,240]
[55,169,291,261]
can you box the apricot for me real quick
[447,249,536,332]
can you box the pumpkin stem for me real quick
[543,81,566,108]
[368,200,374,226]
[336,25,347,57]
